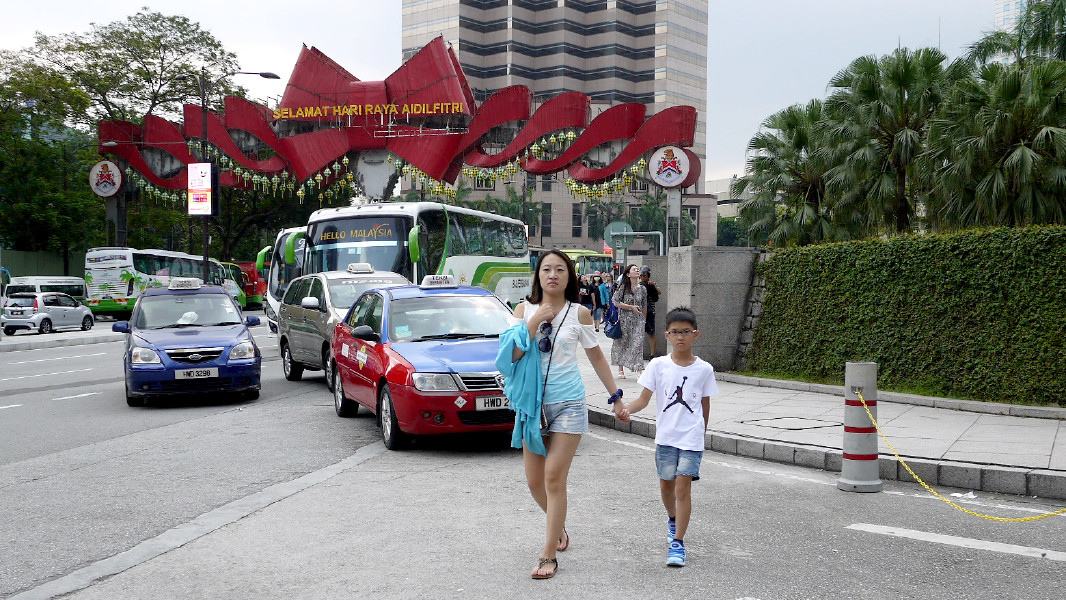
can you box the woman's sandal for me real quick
[531,557,558,579]
[557,527,569,552]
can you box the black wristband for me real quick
[608,389,623,404]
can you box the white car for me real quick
[2,292,95,335]
[278,263,408,389]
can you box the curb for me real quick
[716,372,1066,420]
[0,333,125,352]
[587,406,1066,501]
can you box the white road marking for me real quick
[848,523,1066,561]
[54,392,100,401]
[0,404,23,410]
[0,368,93,382]
[5,352,107,365]
[883,490,1066,518]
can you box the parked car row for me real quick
[105,263,518,451]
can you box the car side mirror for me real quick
[351,324,381,343]
[245,315,260,327]
[112,321,130,333]
[300,297,320,310]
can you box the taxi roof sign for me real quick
[168,277,203,290]
[346,262,375,274]
[420,274,457,289]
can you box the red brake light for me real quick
[32,298,39,313]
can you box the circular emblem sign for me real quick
[648,146,689,188]
[89,160,123,197]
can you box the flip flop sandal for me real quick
[557,527,569,552]
[532,557,558,579]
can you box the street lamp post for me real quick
[183,68,279,283]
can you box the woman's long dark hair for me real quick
[527,249,580,304]
[620,263,638,296]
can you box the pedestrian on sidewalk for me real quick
[611,264,646,379]
[639,265,661,357]
[614,307,718,567]
[496,249,625,580]
[597,274,612,326]
[590,274,605,330]
[578,274,595,326]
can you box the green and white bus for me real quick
[269,202,531,310]
[84,247,243,319]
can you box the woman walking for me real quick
[611,264,647,379]
[589,274,605,331]
[496,250,625,579]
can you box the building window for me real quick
[474,173,494,190]
[541,177,553,192]
[683,206,699,238]
[541,202,552,237]
[572,203,583,238]
[630,178,648,193]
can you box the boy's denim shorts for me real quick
[540,397,589,435]
[655,444,702,481]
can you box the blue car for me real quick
[113,278,262,407]
[330,275,515,449]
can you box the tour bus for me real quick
[257,227,304,332]
[221,262,249,308]
[560,249,615,276]
[236,261,267,308]
[266,202,531,312]
[84,247,243,319]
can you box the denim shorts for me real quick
[540,397,589,435]
[655,444,702,481]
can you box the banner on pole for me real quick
[188,163,213,216]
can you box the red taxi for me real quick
[330,275,515,449]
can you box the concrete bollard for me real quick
[837,362,882,493]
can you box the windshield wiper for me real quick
[154,323,206,329]
[411,333,493,341]
[200,321,242,326]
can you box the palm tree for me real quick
[822,47,952,234]
[733,99,840,246]
[921,60,1066,228]
[969,0,1066,66]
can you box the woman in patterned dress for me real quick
[611,264,647,379]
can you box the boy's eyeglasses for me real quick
[537,321,554,352]
[667,329,695,337]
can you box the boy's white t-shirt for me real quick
[637,355,718,451]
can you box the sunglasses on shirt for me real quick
[538,321,553,353]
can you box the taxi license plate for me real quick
[475,395,509,411]
[176,368,218,379]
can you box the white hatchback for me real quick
[2,292,95,335]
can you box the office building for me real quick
[401,0,713,253]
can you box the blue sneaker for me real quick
[667,540,686,567]
[667,518,676,542]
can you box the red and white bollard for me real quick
[837,362,882,493]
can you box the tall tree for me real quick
[968,0,1066,66]
[921,60,1066,228]
[26,8,241,125]
[823,47,952,234]
[733,100,841,246]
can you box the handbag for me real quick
[604,319,623,339]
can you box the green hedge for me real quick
[749,227,1066,405]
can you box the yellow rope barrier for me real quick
[856,391,1066,522]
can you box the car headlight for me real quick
[229,341,256,361]
[411,373,459,391]
[130,347,161,364]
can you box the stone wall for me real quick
[734,251,770,371]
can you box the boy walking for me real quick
[614,307,717,567]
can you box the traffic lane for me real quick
[0,369,381,599]
[51,428,1066,600]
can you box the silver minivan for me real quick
[2,292,95,335]
[277,264,407,389]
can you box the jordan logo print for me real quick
[664,376,693,413]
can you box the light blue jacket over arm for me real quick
[495,322,546,456]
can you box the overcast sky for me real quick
[4,1,996,184]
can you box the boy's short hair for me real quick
[664,307,698,330]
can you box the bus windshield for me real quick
[306,216,411,278]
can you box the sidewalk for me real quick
[580,331,1066,501]
[4,324,1065,500]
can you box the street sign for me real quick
[188,163,213,216]
[604,221,634,250]
[88,161,122,198]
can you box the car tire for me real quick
[126,384,144,407]
[3,327,15,336]
[333,363,358,417]
[39,319,53,335]
[281,341,303,381]
[322,347,334,392]
[243,389,260,401]
[81,316,94,331]
[379,384,408,450]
